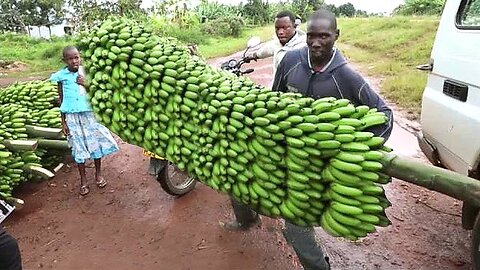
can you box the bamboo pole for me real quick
[381,153,480,208]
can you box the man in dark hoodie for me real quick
[223,9,393,270]
[273,9,393,138]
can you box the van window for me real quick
[458,0,480,27]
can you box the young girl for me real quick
[50,46,119,196]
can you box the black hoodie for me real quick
[272,46,393,139]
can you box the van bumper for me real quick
[416,131,443,167]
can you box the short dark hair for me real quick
[307,9,337,30]
[63,45,78,58]
[276,11,296,24]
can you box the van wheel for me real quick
[472,212,480,270]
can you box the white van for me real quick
[416,0,480,267]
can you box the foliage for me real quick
[461,0,480,26]
[67,0,145,30]
[287,0,324,20]
[393,0,445,16]
[241,0,271,25]
[150,16,206,45]
[0,0,65,32]
[195,0,240,21]
[202,17,244,37]
[0,32,72,76]
[197,24,273,59]
[338,3,356,17]
[323,4,339,15]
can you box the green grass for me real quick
[335,16,439,119]
[0,33,73,78]
[198,25,273,59]
[0,25,273,79]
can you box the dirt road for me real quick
[4,141,298,270]
[1,50,473,270]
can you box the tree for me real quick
[289,0,324,20]
[196,0,240,22]
[338,2,356,17]
[242,0,270,25]
[0,0,65,32]
[67,0,144,30]
[355,10,368,17]
[393,0,445,16]
[324,4,339,16]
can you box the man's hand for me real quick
[244,53,257,63]
[76,75,85,86]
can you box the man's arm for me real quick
[338,69,393,139]
[251,40,275,59]
[356,82,394,140]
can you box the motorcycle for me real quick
[145,36,262,196]
[143,149,196,196]
[220,36,261,76]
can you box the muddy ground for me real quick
[0,49,474,270]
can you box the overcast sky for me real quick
[141,0,405,14]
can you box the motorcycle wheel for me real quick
[472,212,480,270]
[156,161,196,196]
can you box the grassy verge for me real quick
[0,24,273,80]
[198,25,273,59]
[335,16,439,119]
[0,33,73,78]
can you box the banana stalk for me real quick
[3,140,38,151]
[25,125,64,139]
[380,153,480,208]
[4,197,24,210]
[37,139,69,150]
[23,164,55,179]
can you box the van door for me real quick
[421,0,480,174]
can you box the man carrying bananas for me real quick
[223,9,394,270]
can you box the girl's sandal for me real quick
[80,185,90,196]
[96,177,107,188]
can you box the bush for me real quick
[42,43,65,59]
[166,26,209,45]
[202,17,244,37]
[150,16,208,45]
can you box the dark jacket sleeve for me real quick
[272,54,289,92]
[338,68,394,140]
[0,227,22,270]
[357,82,394,140]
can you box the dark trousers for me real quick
[230,198,330,270]
[0,228,22,270]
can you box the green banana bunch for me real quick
[79,17,393,240]
[0,81,69,199]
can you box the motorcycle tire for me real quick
[156,161,196,196]
[472,212,480,270]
